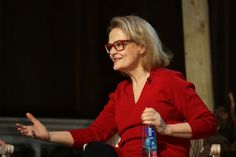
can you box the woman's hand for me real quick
[141,107,167,134]
[16,113,50,141]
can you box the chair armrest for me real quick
[0,144,14,156]
[210,144,221,157]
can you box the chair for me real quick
[85,135,221,157]
[191,139,221,157]
[0,144,14,157]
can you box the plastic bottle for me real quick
[142,124,158,157]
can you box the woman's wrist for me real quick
[162,124,172,135]
[155,120,170,135]
[46,131,51,142]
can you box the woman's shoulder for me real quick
[151,67,195,91]
[116,79,130,89]
[151,67,185,80]
[108,79,130,99]
[107,78,130,94]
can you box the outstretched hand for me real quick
[16,113,50,141]
[141,107,167,134]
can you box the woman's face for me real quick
[108,28,145,73]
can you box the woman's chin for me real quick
[113,66,119,71]
[113,65,123,71]
[113,67,127,74]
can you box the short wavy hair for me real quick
[107,15,172,71]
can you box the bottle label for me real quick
[143,126,157,150]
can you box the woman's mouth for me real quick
[113,58,121,63]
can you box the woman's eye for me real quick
[115,42,122,47]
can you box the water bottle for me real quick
[142,125,158,157]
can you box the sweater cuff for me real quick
[68,130,83,148]
[189,119,217,139]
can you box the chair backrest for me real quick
[0,144,14,157]
[190,139,204,157]
[106,133,120,147]
[191,139,221,157]
[210,144,221,157]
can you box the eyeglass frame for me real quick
[104,40,134,54]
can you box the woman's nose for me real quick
[109,48,117,55]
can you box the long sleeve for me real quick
[166,71,217,139]
[69,93,117,148]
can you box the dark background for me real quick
[0,0,235,119]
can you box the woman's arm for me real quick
[167,71,217,139]
[142,70,217,139]
[163,123,192,138]
[48,131,74,146]
[16,113,74,146]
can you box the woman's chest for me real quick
[114,86,184,130]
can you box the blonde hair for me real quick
[108,15,172,71]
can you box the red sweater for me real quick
[69,68,217,157]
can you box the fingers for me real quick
[143,107,155,113]
[141,114,155,122]
[141,108,167,135]
[16,123,27,128]
[141,108,158,119]
[16,123,31,131]
[141,109,153,124]
[16,123,35,138]
[16,123,29,134]
[16,113,39,138]
[141,107,161,125]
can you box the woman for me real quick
[16,15,217,157]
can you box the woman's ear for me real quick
[139,46,146,55]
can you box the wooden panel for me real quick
[182,0,214,110]
[181,1,214,157]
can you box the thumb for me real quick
[26,112,38,124]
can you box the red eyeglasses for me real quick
[104,40,133,54]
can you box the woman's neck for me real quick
[128,68,150,86]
